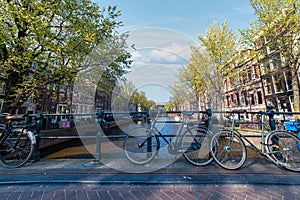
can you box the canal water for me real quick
[42,118,190,173]
[42,117,259,173]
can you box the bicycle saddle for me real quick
[6,116,24,121]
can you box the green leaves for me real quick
[198,21,238,70]
[0,0,130,112]
[246,0,300,113]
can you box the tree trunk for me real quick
[291,66,300,119]
[4,71,26,114]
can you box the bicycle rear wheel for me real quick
[210,130,247,170]
[182,126,213,166]
[123,127,159,165]
[0,128,34,168]
[265,130,300,172]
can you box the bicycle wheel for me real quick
[265,130,300,172]
[123,127,159,165]
[210,130,247,170]
[0,128,34,168]
[182,126,213,166]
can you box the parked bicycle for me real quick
[123,109,214,166]
[0,113,36,168]
[210,109,300,171]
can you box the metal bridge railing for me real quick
[24,106,300,162]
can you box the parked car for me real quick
[174,114,182,122]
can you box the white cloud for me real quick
[150,49,181,64]
[131,51,142,60]
[123,28,197,102]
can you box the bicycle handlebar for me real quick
[181,109,212,117]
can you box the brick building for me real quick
[223,48,295,121]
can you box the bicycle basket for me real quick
[284,121,300,151]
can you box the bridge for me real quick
[26,107,300,163]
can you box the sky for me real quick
[92,0,257,104]
[96,0,256,39]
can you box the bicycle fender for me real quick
[27,130,36,144]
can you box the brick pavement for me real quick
[0,184,299,200]
[0,156,299,199]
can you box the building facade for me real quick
[0,75,6,113]
[222,49,295,121]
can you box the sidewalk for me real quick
[0,156,299,199]
[0,156,299,185]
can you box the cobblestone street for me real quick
[1,183,299,200]
[0,155,299,199]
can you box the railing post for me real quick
[205,108,212,129]
[95,110,104,161]
[32,113,42,161]
[267,105,276,131]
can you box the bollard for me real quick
[267,105,276,131]
[94,110,104,161]
[32,113,42,161]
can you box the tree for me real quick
[197,21,238,109]
[170,69,197,110]
[114,80,155,111]
[164,99,174,111]
[0,0,129,113]
[130,91,155,111]
[184,47,216,109]
[243,0,300,115]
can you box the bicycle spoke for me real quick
[182,127,213,166]
[210,130,247,170]
[0,131,34,168]
[266,130,300,171]
[123,127,158,165]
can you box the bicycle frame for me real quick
[0,120,36,149]
[147,112,191,151]
[228,112,297,167]
[145,109,212,152]
[227,112,271,156]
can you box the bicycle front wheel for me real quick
[265,130,300,172]
[123,127,159,165]
[210,130,247,170]
[182,126,213,166]
[0,128,34,168]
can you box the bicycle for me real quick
[123,109,214,166]
[210,109,300,171]
[0,113,36,168]
[96,110,109,133]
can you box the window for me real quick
[273,74,284,93]
[0,99,3,113]
[264,77,272,94]
[224,79,228,90]
[241,72,246,83]
[236,92,240,106]
[242,91,248,106]
[257,91,263,104]
[226,96,230,107]
[231,94,234,106]
[250,93,255,105]
[247,69,252,81]
[285,71,292,91]
[289,96,294,112]
[0,81,5,95]
[254,65,260,78]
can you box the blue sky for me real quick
[95,0,256,40]
[92,1,257,103]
